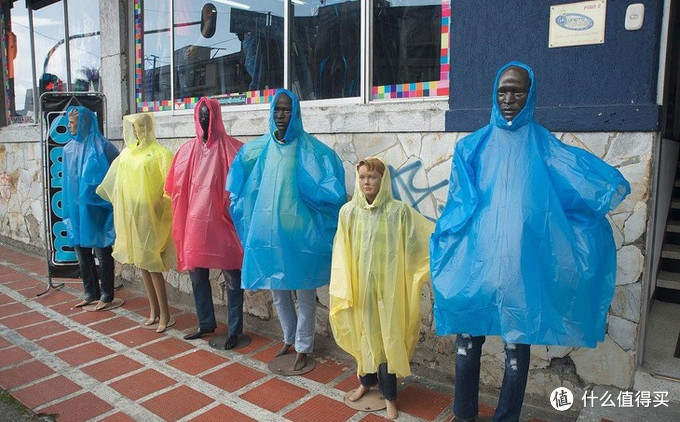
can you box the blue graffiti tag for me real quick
[389,161,448,222]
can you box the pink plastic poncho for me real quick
[165,97,244,271]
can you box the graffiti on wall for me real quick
[389,160,448,222]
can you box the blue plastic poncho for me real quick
[96,113,176,272]
[330,158,434,378]
[227,89,346,290]
[62,106,119,248]
[430,62,631,347]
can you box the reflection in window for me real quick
[292,0,360,101]
[372,0,449,100]
[33,2,68,99]
[67,0,101,92]
[171,0,284,109]
[137,0,172,110]
[6,3,34,123]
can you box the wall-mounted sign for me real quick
[549,0,607,48]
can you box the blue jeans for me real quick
[360,362,397,401]
[271,289,316,354]
[189,268,244,337]
[454,335,530,422]
[74,246,114,302]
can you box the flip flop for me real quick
[73,300,93,308]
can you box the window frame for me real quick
[131,0,450,115]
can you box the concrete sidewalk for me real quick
[0,243,672,421]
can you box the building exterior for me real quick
[0,0,678,408]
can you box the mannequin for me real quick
[165,97,245,347]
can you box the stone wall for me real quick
[0,122,652,401]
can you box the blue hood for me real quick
[66,106,102,143]
[269,89,304,141]
[491,61,536,130]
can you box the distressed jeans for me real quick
[74,246,114,303]
[188,268,244,337]
[454,335,530,422]
[271,289,316,354]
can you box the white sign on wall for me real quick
[549,0,607,48]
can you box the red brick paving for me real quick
[303,357,351,384]
[252,342,284,363]
[188,404,257,422]
[167,349,229,375]
[0,311,50,328]
[0,361,55,389]
[16,320,68,340]
[0,346,33,367]
[56,342,115,366]
[109,369,176,400]
[69,309,117,325]
[48,301,83,316]
[35,331,91,352]
[232,332,273,355]
[360,414,392,421]
[121,296,151,311]
[0,335,12,349]
[111,327,164,347]
[40,392,114,422]
[32,289,77,306]
[284,395,358,422]
[397,383,453,421]
[80,355,144,382]
[240,378,309,412]
[0,293,12,304]
[334,374,360,392]
[97,412,137,422]
[0,301,32,318]
[141,385,213,421]
[89,316,139,335]
[12,375,81,409]
[138,337,194,360]
[201,362,266,392]
[171,312,199,331]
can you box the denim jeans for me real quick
[360,362,397,401]
[454,335,530,422]
[189,268,244,337]
[74,246,114,303]
[271,289,316,354]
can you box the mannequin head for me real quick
[357,158,385,204]
[496,66,530,122]
[68,109,79,135]
[199,103,210,141]
[273,94,292,141]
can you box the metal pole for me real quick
[27,6,38,122]
[63,0,72,91]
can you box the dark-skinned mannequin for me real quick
[172,99,245,350]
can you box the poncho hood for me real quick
[491,61,536,130]
[194,97,229,148]
[123,113,157,150]
[269,89,304,142]
[67,106,101,142]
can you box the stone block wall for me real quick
[0,123,652,401]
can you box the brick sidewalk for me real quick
[0,245,468,422]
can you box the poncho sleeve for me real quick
[226,138,266,242]
[539,128,631,217]
[96,155,120,204]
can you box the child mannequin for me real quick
[329,157,434,419]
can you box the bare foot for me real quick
[143,316,159,326]
[385,399,398,419]
[275,343,292,357]
[293,352,307,371]
[348,385,369,401]
[224,335,238,350]
[156,317,170,333]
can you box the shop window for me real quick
[33,2,68,98]
[67,0,100,92]
[4,3,34,123]
[292,0,360,101]
[372,0,449,100]
[137,0,172,111]
[133,0,449,112]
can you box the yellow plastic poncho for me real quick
[96,113,176,272]
[329,159,434,377]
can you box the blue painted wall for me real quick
[446,0,664,132]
